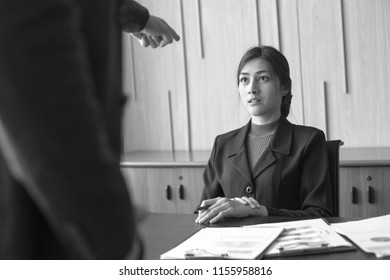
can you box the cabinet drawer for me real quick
[122,167,204,214]
[339,167,390,218]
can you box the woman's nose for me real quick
[248,82,258,94]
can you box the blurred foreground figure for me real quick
[0,0,179,259]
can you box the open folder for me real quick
[160,227,284,260]
[245,218,355,257]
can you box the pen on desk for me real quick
[185,253,229,260]
[277,243,330,256]
[194,205,211,214]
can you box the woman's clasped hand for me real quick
[195,196,268,224]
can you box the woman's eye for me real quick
[259,76,269,81]
[240,77,248,83]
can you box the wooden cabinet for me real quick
[120,148,390,217]
[339,148,390,218]
[121,151,208,214]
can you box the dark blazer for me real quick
[201,116,333,217]
[0,0,148,259]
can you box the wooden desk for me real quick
[138,212,382,260]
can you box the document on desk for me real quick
[160,227,284,259]
[331,214,390,258]
[245,218,354,257]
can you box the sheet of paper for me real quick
[160,226,284,260]
[246,218,353,256]
[331,214,390,258]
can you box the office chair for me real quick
[326,140,344,217]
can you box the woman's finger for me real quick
[234,197,249,205]
[240,196,258,208]
[196,199,230,224]
[248,197,261,208]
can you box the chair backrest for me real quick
[326,140,344,217]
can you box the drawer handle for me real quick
[367,186,375,204]
[166,185,172,200]
[178,184,185,200]
[351,186,357,204]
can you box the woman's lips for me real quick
[248,98,261,104]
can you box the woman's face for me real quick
[238,58,287,124]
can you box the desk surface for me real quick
[138,212,382,260]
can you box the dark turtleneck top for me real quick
[246,118,280,170]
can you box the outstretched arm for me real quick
[120,0,180,48]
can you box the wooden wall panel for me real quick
[122,0,189,152]
[122,35,135,101]
[297,0,346,139]
[122,0,390,151]
[182,0,259,150]
[341,0,390,147]
[278,0,304,125]
[258,0,280,48]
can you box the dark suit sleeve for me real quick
[120,0,150,33]
[200,137,225,204]
[0,0,137,259]
[267,130,333,217]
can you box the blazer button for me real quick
[245,186,253,194]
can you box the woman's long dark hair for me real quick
[236,46,293,117]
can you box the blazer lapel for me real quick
[227,121,252,184]
[271,116,293,156]
[226,117,293,182]
[252,116,293,179]
[251,146,276,179]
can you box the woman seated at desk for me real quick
[196,46,333,224]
